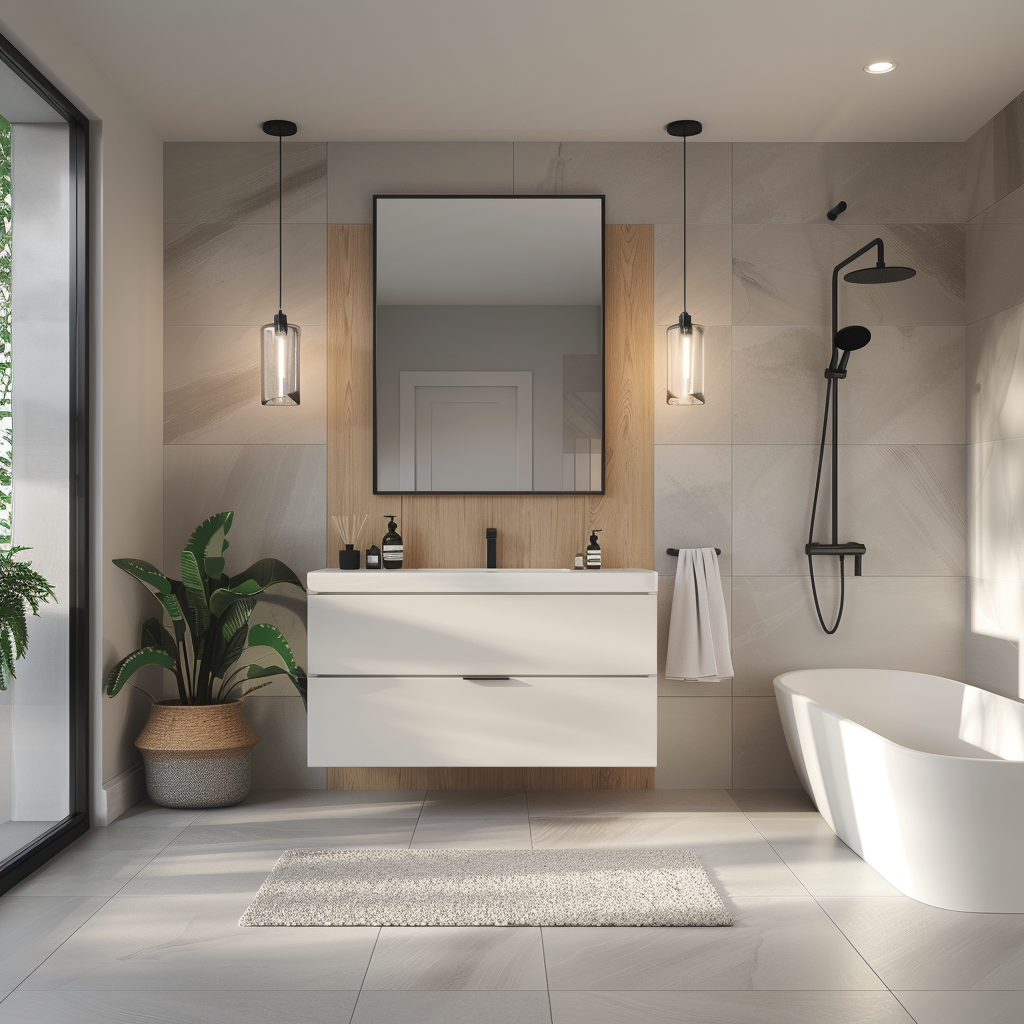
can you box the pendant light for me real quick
[260,119,301,406]
[665,119,705,405]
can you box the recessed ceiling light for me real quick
[864,61,897,74]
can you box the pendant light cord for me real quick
[278,134,283,312]
[682,134,687,314]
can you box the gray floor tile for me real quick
[527,790,738,817]
[529,811,756,850]
[728,789,815,812]
[0,897,106,994]
[197,789,424,826]
[166,817,418,851]
[820,897,1024,990]
[352,990,553,1024]
[113,843,287,897]
[543,898,885,990]
[421,790,528,819]
[0,990,358,1023]
[689,842,807,898]
[361,926,547,991]
[411,819,534,850]
[18,895,379,991]
[108,801,204,829]
[894,991,1024,1023]
[2,828,183,897]
[550,990,915,1023]
[763,841,902,897]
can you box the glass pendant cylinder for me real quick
[261,314,301,406]
[666,318,705,405]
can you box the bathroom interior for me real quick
[0,1,1023,1022]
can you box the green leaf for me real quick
[246,623,302,676]
[141,617,176,662]
[216,621,249,676]
[185,512,233,581]
[229,558,305,594]
[105,646,174,698]
[208,580,261,620]
[113,558,184,624]
[180,549,210,635]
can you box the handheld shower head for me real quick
[844,263,916,284]
[834,325,871,351]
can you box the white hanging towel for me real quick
[665,547,734,681]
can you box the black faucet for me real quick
[486,527,497,569]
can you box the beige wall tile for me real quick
[657,574,732,696]
[654,223,732,326]
[966,578,1019,700]
[513,141,732,225]
[731,576,966,697]
[164,326,327,444]
[965,89,1024,220]
[164,222,327,327]
[654,445,732,576]
[968,303,1024,444]
[654,326,732,445]
[656,696,732,789]
[968,438,1024,582]
[165,142,327,224]
[966,220,1024,323]
[734,143,966,224]
[327,142,513,223]
[732,697,801,789]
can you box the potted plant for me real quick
[0,545,55,689]
[106,511,307,809]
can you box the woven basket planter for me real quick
[135,700,259,809]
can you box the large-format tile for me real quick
[2,828,182,897]
[327,142,513,223]
[513,142,731,224]
[732,326,965,445]
[0,897,105,993]
[197,788,423,826]
[245,695,326,790]
[550,990,915,1024]
[162,816,417,852]
[114,842,288,897]
[654,325,732,445]
[0,990,358,1024]
[967,575,1024,648]
[163,325,327,444]
[726,789,815,812]
[968,302,1024,444]
[421,790,528,819]
[733,224,833,326]
[731,576,966,696]
[164,223,326,327]
[894,991,1024,1024]
[108,801,203,829]
[361,926,547,990]
[654,444,731,576]
[353,990,552,1024]
[655,697,732,789]
[834,223,965,327]
[543,898,884,990]
[969,439,1024,582]
[411,818,533,849]
[966,90,1024,219]
[163,443,326,579]
[820,897,1024,990]
[527,790,738,816]
[732,698,802,790]
[732,444,965,577]
[657,575,732,696]
[734,142,966,224]
[654,223,732,326]
[967,221,1024,322]
[165,142,327,224]
[18,895,379,991]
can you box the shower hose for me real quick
[808,375,846,634]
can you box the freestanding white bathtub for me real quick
[774,668,1024,913]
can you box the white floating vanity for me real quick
[306,568,658,767]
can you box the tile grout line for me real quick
[538,926,555,1024]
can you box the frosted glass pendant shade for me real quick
[666,319,705,405]
[261,314,301,406]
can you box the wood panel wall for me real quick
[325,223,655,790]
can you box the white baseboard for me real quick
[96,762,146,825]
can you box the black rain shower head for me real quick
[843,263,916,284]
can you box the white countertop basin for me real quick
[307,567,657,594]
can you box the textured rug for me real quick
[239,848,732,927]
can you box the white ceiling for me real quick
[34,0,1024,142]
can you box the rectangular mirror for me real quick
[374,195,605,494]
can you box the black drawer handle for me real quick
[463,676,510,681]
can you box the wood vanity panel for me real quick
[326,222,655,789]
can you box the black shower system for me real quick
[807,216,917,634]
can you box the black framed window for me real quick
[0,30,90,891]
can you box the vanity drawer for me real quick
[307,593,656,676]
[307,676,657,767]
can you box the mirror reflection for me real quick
[374,195,604,493]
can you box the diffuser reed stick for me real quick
[332,514,368,548]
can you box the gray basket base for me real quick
[143,752,252,809]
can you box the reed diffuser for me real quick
[333,514,368,570]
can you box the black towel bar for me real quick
[666,547,721,556]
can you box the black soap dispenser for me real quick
[382,515,403,570]
[586,529,602,569]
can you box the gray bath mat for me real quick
[239,848,732,927]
